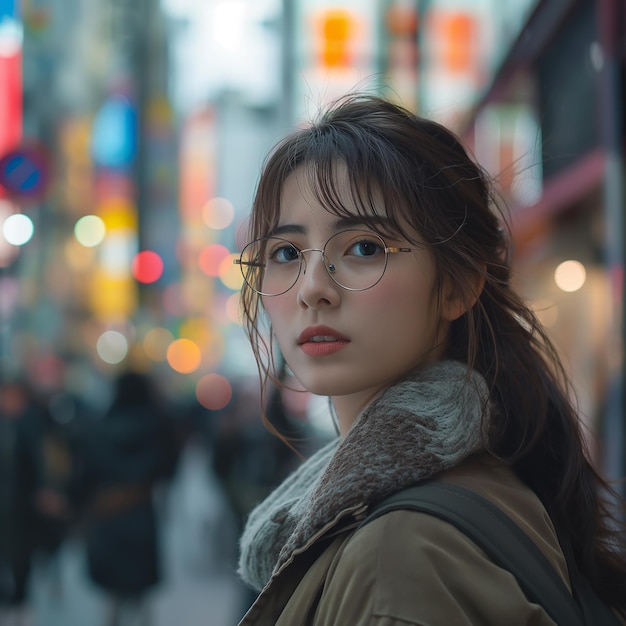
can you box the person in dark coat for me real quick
[77,371,178,626]
[0,378,67,626]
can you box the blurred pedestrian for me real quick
[0,378,55,626]
[33,394,80,601]
[75,370,179,626]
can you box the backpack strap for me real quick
[361,481,618,626]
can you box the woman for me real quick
[234,94,626,625]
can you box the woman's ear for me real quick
[441,271,486,322]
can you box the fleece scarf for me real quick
[238,360,490,592]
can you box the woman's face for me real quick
[261,166,455,428]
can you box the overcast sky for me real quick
[161,0,282,111]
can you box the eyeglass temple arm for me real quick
[234,259,265,267]
[386,247,415,254]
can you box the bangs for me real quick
[251,122,419,243]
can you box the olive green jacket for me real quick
[239,455,568,625]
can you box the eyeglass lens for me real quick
[239,230,389,296]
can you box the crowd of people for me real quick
[0,367,319,626]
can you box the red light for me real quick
[198,243,230,277]
[0,46,23,198]
[132,250,164,284]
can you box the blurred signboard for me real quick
[293,0,379,122]
[0,0,23,196]
[91,96,138,169]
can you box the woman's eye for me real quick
[270,244,300,263]
[348,240,383,257]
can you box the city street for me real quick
[1,0,624,622]
[29,442,247,626]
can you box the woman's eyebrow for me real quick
[267,224,306,237]
[268,216,391,238]
[334,215,392,230]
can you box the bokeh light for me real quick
[554,260,586,293]
[219,253,244,290]
[196,373,232,410]
[2,213,34,246]
[202,197,235,230]
[100,197,137,230]
[166,338,202,373]
[198,243,230,277]
[100,231,138,276]
[132,250,164,284]
[75,215,106,247]
[96,330,129,364]
[143,327,175,362]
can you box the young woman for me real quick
[233,94,626,625]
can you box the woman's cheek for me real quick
[262,294,281,314]
[262,295,291,330]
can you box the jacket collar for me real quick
[239,360,490,591]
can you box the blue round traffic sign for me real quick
[0,144,49,199]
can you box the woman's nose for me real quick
[296,250,339,307]
[300,249,327,276]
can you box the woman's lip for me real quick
[299,340,349,357]
[298,326,349,344]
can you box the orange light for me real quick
[166,338,202,374]
[317,9,354,69]
[431,11,476,74]
[446,13,474,73]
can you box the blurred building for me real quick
[452,0,625,485]
[1,0,183,406]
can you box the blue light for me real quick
[0,0,18,20]
[91,96,138,168]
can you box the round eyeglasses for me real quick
[234,229,418,296]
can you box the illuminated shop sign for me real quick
[91,96,138,169]
[0,0,23,196]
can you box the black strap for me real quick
[361,482,619,626]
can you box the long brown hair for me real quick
[239,94,626,614]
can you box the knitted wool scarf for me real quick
[238,360,490,592]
